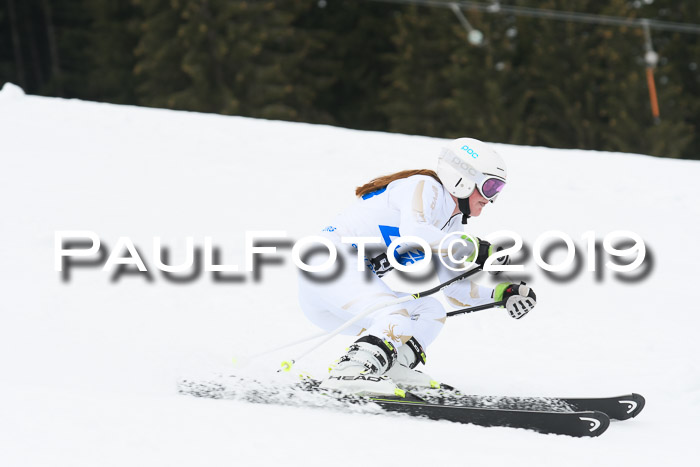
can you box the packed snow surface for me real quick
[1,83,699,466]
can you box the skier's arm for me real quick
[389,177,489,306]
[390,177,475,255]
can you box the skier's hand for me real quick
[486,246,509,275]
[494,282,536,319]
[455,236,508,273]
[451,235,491,267]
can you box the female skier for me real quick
[298,137,537,395]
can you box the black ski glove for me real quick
[456,236,509,274]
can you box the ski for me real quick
[369,392,609,437]
[407,385,645,421]
[178,375,610,437]
[559,394,645,420]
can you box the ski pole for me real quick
[444,274,528,318]
[278,265,483,372]
[251,300,503,368]
[232,330,329,368]
[233,300,498,369]
[236,298,497,369]
[446,300,505,318]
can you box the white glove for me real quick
[494,282,537,319]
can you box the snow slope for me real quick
[1,82,699,466]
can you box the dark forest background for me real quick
[1,0,698,159]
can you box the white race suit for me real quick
[297,175,495,351]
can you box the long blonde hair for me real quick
[355,169,442,197]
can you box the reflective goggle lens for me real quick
[480,178,505,199]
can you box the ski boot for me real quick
[384,337,441,389]
[320,335,402,396]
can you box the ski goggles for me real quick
[478,176,506,200]
[460,171,506,201]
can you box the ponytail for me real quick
[355,169,441,198]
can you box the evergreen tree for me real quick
[0,0,26,89]
[639,0,700,159]
[379,4,461,137]
[379,0,697,159]
[132,0,333,120]
[83,0,140,104]
[294,0,398,130]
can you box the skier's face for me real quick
[469,189,489,217]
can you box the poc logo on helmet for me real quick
[461,145,479,159]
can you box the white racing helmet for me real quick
[436,137,507,200]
